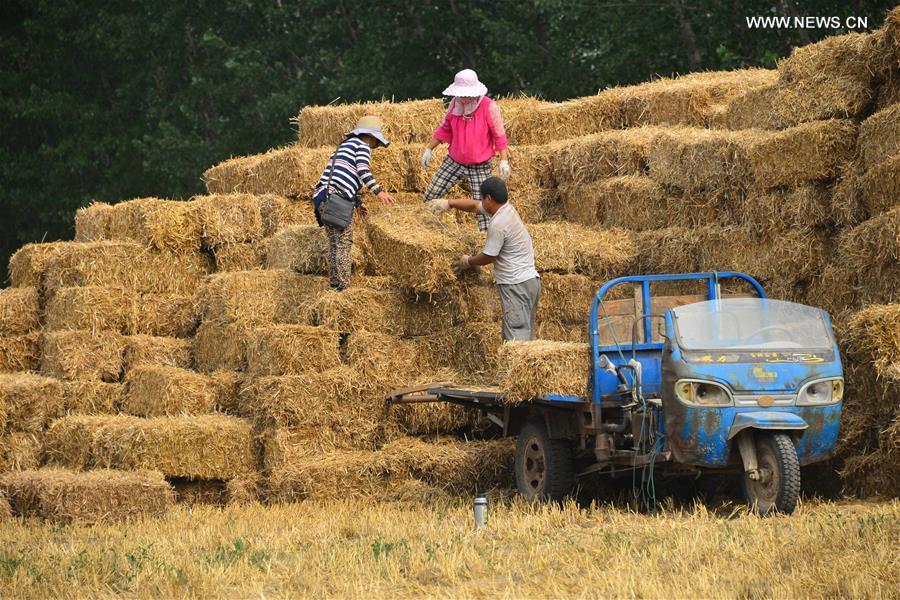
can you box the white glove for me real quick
[499,159,511,180]
[427,199,450,215]
[421,148,433,168]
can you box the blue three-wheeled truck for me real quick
[389,272,844,515]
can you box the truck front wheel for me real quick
[742,432,801,515]
[514,421,574,501]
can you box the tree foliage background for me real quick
[0,0,894,280]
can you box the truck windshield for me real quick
[672,298,833,351]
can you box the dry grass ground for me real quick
[0,498,896,598]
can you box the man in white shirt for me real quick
[428,177,541,341]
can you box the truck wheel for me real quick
[742,433,800,515]
[515,421,574,501]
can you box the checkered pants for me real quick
[325,220,354,291]
[423,156,494,231]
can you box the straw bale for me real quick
[213,242,264,272]
[859,155,900,219]
[8,241,75,288]
[425,322,503,378]
[259,194,317,235]
[737,184,831,234]
[107,198,202,251]
[196,270,327,326]
[309,287,403,335]
[261,427,344,473]
[503,94,624,145]
[193,321,251,372]
[616,69,777,127]
[267,447,400,502]
[61,380,122,415]
[529,222,638,279]
[345,330,426,385]
[264,224,366,274]
[243,368,390,449]
[775,32,884,121]
[561,176,669,229]
[44,286,135,333]
[0,432,42,472]
[825,207,900,308]
[709,84,784,130]
[194,193,264,247]
[390,369,477,435]
[170,478,226,505]
[366,206,469,293]
[209,371,246,416]
[225,474,263,504]
[746,119,856,190]
[648,127,755,191]
[454,282,500,324]
[40,330,124,382]
[548,127,663,186]
[131,293,197,338]
[875,67,900,111]
[203,154,264,194]
[40,241,211,296]
[246,325,341,376]
[538,273,598,325]
[535,321,588,343]
[122,366,216,416]
[0,372,64,432]
[383,436,515,494]
[122,335,192,373]
[0,492,9,518]
[0,468,173,524]
[858,102,900,169]
[0,334,40,372]
[296,98,445,147]
[0,287,39,335]
[497,340,591,404]
[87,414,256,479]
[74,201,114,241]
[44,415,100,470]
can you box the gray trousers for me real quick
[497,276,541,341]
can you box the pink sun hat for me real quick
[442,69,488,97]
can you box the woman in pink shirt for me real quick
[421,69,510,231]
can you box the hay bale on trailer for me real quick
[0,372,64,433]
[122,335,192,373]
[61,381,122,415]
[106,198,202,252]
[0,468,172,524]
[245,325,341,376]
[497,340,591,404]
[0,334,40,372]
[44,286,135,333]
[122,366,218,417]
[40,330,124,382]
[0,288,39,335]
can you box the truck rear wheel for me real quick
[742,432,800,515]
[515,421,574,501]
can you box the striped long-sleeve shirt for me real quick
[315,136,383,200]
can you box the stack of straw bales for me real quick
[2,9,898,509]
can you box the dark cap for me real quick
[479,176,508,204]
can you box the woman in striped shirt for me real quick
[315,116,395,291]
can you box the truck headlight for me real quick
[675,380,733,406]
[797,378,842,405]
